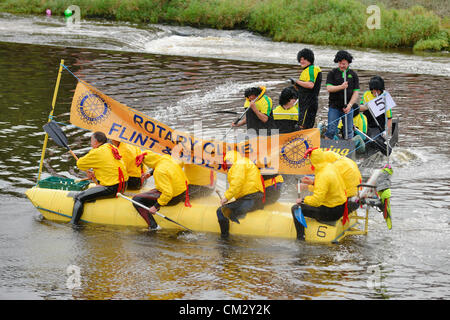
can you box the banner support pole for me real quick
[37,59,65,183]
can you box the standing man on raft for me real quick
[291,48,322,129]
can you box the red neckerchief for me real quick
[184,181,192,208]
[136,152,147,167]
[260,175,266,204]
[342,190,349,225]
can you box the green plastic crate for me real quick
[37,176,90,191]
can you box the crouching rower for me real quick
[132,151,191,230]
[72,131,128,225]
[301,150,362,212]
[291,148,348,240]
[217,151,265,238]
[111,139,149,190]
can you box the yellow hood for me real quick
[224,150,244,165]
[142,151,171,169]
[309,148,328,172]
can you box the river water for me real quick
[0,13,449,300]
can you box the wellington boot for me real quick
[71,200,84,225]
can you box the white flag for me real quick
[367,91,396,118]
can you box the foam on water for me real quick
[0,13,449,76]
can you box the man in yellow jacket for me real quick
[302,150,362,212]
[111,139,148,190]
[217,151,265,238]
[302,150,361,197]
[72,131,129,225]
[132,151,190,230]
[291,148,347,239]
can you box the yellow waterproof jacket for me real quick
[303,149,347,207]
[181,163,216,187]
[142,151,188,206]
[116,142,147,177]
[324,151,362,197]
[224,151,264,201]
[77,143,129,186]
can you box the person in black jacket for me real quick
[324,50,360,140]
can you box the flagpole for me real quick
[37,59,65,183]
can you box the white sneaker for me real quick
[148,225,161,231]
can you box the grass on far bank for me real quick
[0,0,448,52]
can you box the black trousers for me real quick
[299,99,318,129]
[132,189,185,228]
[216,192,264,237]
[71,183,122,225]
[300,203,345,222]
[290,203,345,240]
[127,176,144,190]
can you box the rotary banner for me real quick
[70,81,320,175]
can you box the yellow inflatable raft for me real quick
[25,185,367,243]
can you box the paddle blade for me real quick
[43,121,70,150]
[294,206,307,228]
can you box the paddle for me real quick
[214,111,239,115]
[343,70,348,140]
[354,127,391,156]
[215,189,224,203]
[221,87,266,140]
[117,193,193,232]
[221,107,250,140]
[43,120,98,183]
[43,120,79,161]
[294,179,307,228]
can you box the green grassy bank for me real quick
[0,0,448,52]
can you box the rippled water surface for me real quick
[0,14,449,300]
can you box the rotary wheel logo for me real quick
[280,135,312,168]
[76,91,110,125]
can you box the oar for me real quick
[214,111,239,115]
[354,128,390,156]
[215,189,224,202]
[43,120,79,161]
[221,89,265,141]
[43,120,98,183]
[343,70,348,140]
[294,179,307,228]
[117,193,193,232]
[221,107,250,140]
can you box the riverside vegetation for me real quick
[0,0,448,52]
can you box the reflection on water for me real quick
[0,39,449,300]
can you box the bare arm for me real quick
[295,80,314,89]
[250,102,269,123]
[327,81,347,93]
